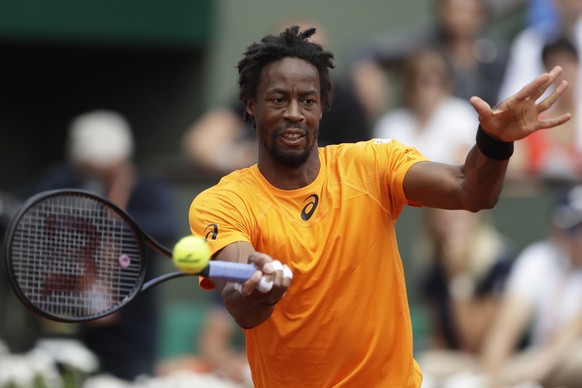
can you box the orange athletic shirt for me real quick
[189,139,428,387]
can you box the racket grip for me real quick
[206,261,258,283]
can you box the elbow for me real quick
[482,194,501,210]
[463,194,500,213]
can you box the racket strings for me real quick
[9,195,143,320]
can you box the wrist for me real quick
[476,125,514,160]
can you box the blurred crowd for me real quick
[2,0,582,387]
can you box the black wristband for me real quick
[476,125,514,160]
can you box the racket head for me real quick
[3,189,147,322]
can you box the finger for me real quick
[548,65,563,81]
[257,276,274,293]
[259,260,291,291]
[469,96,493,120]
[265,260,292,286]
[282,265,293,280]
[531,66,564,102]
[281,267,292,289]
[241,270,265,296]
[269,260,283,273]
[536,80,569,113]
[538,113,572,130]
[517,74,550,102]
[512,69,557,102]
[248,252,274,269]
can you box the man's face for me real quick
[246,57,322,168]
[440,0,485,39]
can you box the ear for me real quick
[246,100,255,119]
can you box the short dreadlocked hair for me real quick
[237,25,335,123]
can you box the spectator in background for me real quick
[181,19,370,175]
[416,208,513,385]
[19,110,178,381]
[196,297,250,386]
[0,192,40,354]
[181,104,258,175]
[527,0,559,35]
[510,36,582,180]
[350,0,508,116]
[373,48,477,164]
[482,184,582,388]
[497,0,582,101]
[157,292,252,387]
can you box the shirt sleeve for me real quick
[368,138,429,216]
[189,187,252,249]
[189,186,253,289]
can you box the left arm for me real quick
[404,66,571,211]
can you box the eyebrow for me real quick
[266,87,319,96]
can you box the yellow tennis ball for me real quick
[172,235,211,274]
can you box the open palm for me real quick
[470,66,571,142]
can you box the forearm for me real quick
[403,132,511,211]
[481,327,516,386]
[459,144,510,212]
[539,314,582,374]
[449,296,498,353]
[480,296,532,385]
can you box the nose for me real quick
[283,99,303,122]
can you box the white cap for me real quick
[67,110,134,169]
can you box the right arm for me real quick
[480,293,534,387]
[211,241,291,329]
[404,66,570,212]
[488,307,582,385]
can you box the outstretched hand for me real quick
[470,66,572,142]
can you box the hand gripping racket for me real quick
[3,189,267,323]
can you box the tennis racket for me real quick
[3,189,264,323]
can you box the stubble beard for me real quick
[268,126,313,168]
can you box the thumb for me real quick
[469,96,493,121]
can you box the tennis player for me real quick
[189,26,570,387]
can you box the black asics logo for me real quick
[301,194,319,221]
[205,224,218,240]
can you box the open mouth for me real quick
[280,129,306,146]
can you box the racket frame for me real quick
[3,189,260,323]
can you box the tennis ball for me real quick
[172,235,211,274]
